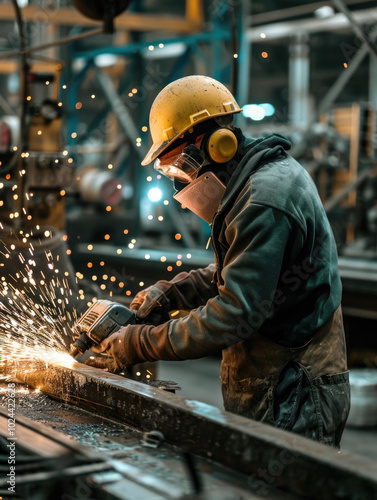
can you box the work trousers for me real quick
[221,307,350,446]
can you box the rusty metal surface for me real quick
[0,383,297,500]
[10,361,377,500]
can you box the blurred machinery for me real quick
[322,104,377,255]
[290,102,377,256]
[0,0,136,231]
[0,65,71,229]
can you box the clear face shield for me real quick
[154,145,206,184]
[154,145,226,225]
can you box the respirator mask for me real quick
[154,144,226,224]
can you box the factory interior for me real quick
[0,0,377,498]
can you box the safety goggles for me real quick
[154,145,205,184]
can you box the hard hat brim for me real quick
[141,139,169,166]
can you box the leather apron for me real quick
[220,306,350,446]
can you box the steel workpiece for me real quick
[9,360,377,500]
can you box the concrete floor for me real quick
[159,356,377,462]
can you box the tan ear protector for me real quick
[206,127,238,163]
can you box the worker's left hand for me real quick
[85,355,122,373]
[85,327,130,373]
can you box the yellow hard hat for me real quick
[141,75,242,166]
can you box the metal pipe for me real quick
[246,7,377,41]
[370,51,377,111]
[289,33,310,128]
[0,28,104,60]
[323,169,373,213]
[318,24,377,116]
[247,0,374,26]
[0,94,16,116]
[165,203,199,248]
[228,5,238,97]
[95,67,147,160]
[11,0,28,225]
[332,0,377,60]
[236,0,251,129]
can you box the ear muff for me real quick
[207,128,238,163]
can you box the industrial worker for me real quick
[88,75,350,447]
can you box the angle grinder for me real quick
[69,299,168,358]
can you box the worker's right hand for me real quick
[85,327,130,373]
[130,285,170,324]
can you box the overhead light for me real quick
[314,6,335,19]
[95,54,119,68]
[242,103,275,121]
[242,104,265,121]
[148,187,162,202]
[260,103,275,117]
[72,57,86,72]
[142,42,186,59]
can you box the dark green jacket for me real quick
[123,132,342,360]
[211,133,342,347]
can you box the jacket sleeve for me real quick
[150,264,218,311]
[120,201,304,364]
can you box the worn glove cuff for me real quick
[101,327,139,366]
[130,284,171,320]
[92,322,181,367]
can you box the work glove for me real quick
[85,327,130,374]
[130,284,170,324]
[85,319,180,373]
[85,355,122,373]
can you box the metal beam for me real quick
[0,5,203,33]
[323,169,374,213]
[13,360,377,500]
[0,28,104,60]
[338,256,377,295]
[246,7,377,42]
[289,33,310,128]
[236,0,251,128]
[247,0,375,26]
[370,50,377,110]
[0,60,61,74]
[72,31,231,62]
[185,0,204,27]
[165,203,200,249]
[95,67,147,161]
[318,24,377,116]
[332,0,377,59]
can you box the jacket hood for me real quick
[218,130,291,214]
